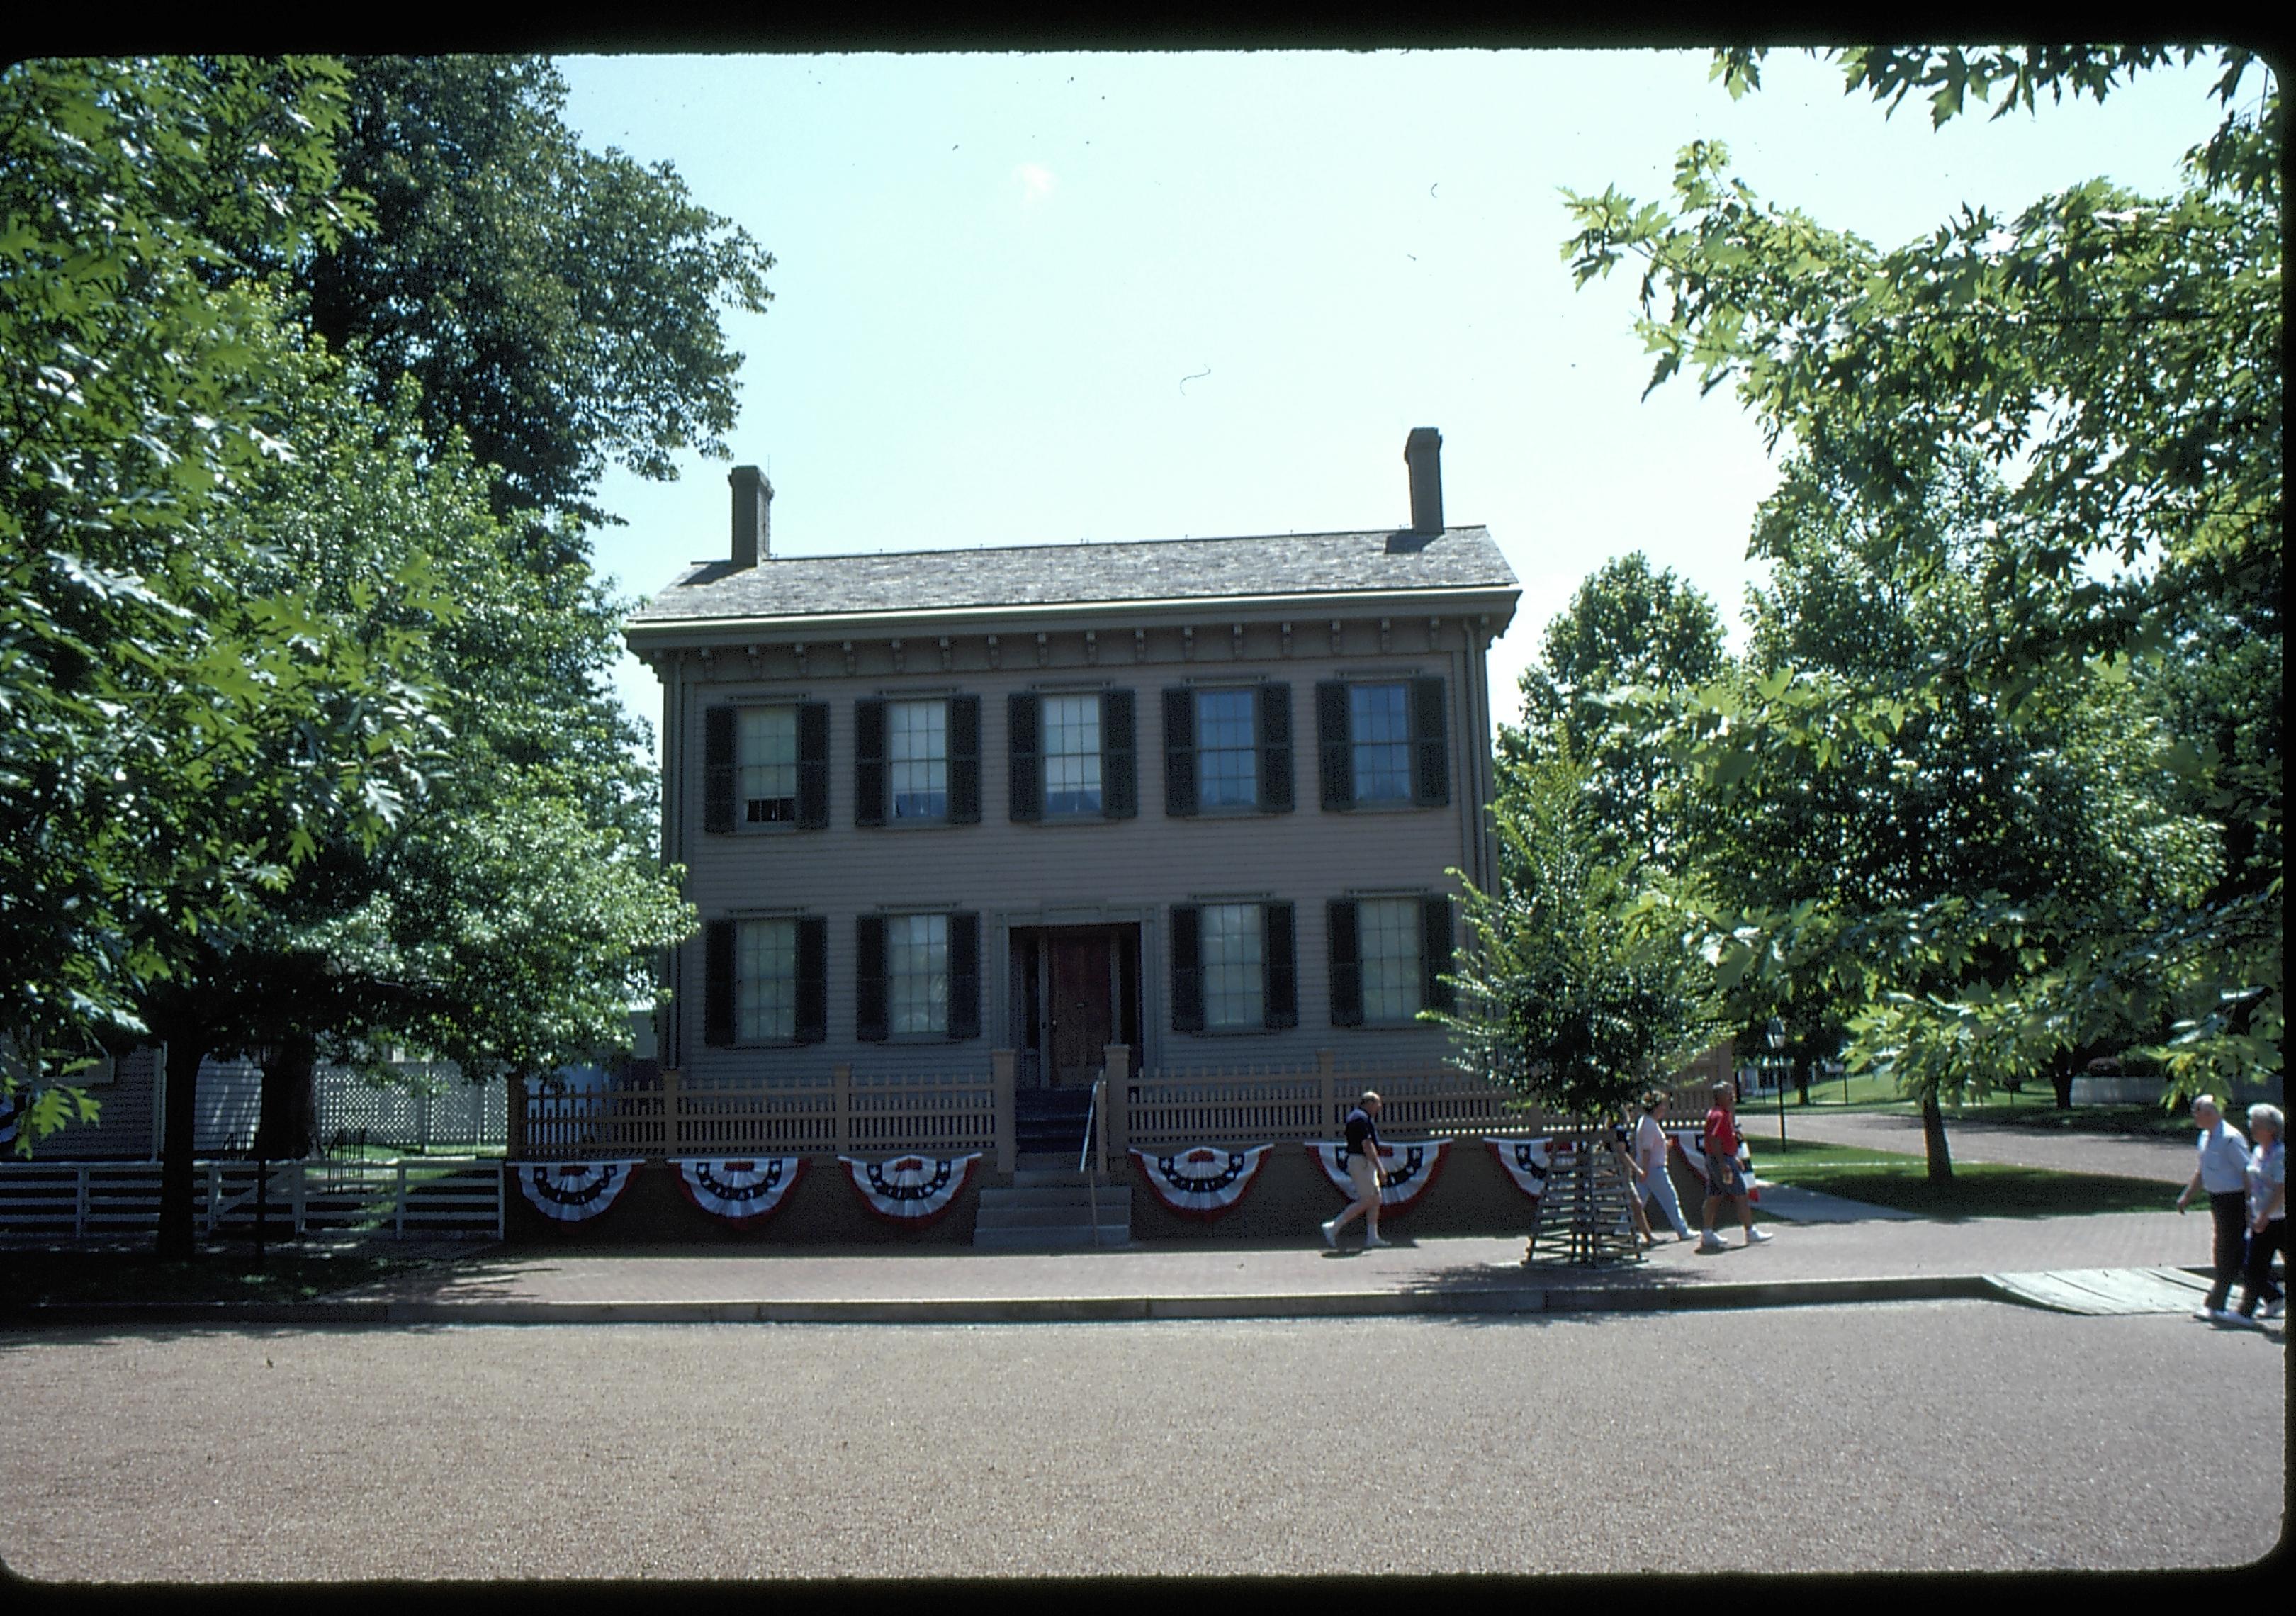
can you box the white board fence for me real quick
[0,1158,503,1242]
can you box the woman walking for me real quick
[1630,1089,1694,1242]
[2230,1104,2285,1326]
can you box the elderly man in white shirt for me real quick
[2176,1094,2256,1323]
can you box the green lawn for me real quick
[0,1247,465,1308]
[1745,1135,2176,1219]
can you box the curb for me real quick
[0,1273,1996,1328]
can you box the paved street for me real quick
[4,1302,2281,1580]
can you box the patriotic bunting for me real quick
[1307,1139,1448,1213]
[0,1089,20,1147]
[518,1160,643,1223]
[1484,1136,1558,1201]
[840,1154,980,1225]
[1130,1144,1273,1220]
[673,1156,807,1222]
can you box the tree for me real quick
[292,55,776,525]
[1558,46,2280,1155]
[1437,751,1716,1127]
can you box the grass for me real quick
[1745,1134,2176,1219]
[0,1245,470,1308]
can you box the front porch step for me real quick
[977,1186,1132,1217]
[1014,1150,1109,1173]
[974,1182,1131,1248]
[972,1223,1132,1250]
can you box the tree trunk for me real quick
[157,1037,206,1259]
[253,1031,319,1160]
[2051,1062,2075,1109]
[1794,1057,1811,1106]
[1920,1087,1954,1184]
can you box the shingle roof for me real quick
[629,526,1519,627]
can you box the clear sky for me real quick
[551,48,2229,764]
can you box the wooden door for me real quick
[1047,929,1113,1087]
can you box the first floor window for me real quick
[739,705,799,823]
[1357,897,1423,1022]
[738,918,798,1040]
[1200,903,1264,1029]
[888,913,950,1036]
[889,700,949,819]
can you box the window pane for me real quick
[1196,689,1258,809]
[1359,897,1422,1022]
[739,706,799,823]
[889,913,950,1036]
[1201,903,1264,1028]
[1043,693,1103,814]
[737,918,798,1041]
[1349,684,1412,802]
[889,700,948,819]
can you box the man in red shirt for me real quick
[1699,1079,1772,1253]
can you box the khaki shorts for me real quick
[1346,1153,1382,1203]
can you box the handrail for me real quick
[1082,1074,1104,1247]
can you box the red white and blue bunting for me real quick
[518,1160,643,1223]
[1130,1144,1273,1220]
[673,1156,807,1222]
[1307,1139,1448,1213]
[0,1088,21,1147]
[1672,1130,1759,1202]
[840,1154,980,1225]
[1484,1136,1559,1201]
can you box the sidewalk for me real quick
[9,1206,2262,1328]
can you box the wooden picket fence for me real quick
[0,1158,503,1242]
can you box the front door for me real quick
[1047,930,1113,1087]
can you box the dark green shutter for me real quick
[704,921,736,1045]
[948,695,981,823]
[1008,692,1042,823]
[797,703,831,829]
[948,912,981,1039]
[855,915,889,1041]
[1412,676,1450,807]
[792,916,828,1043]
[1169,905,1203,1031]
[1327,899,1363,1027]
[704,707,736,833]
[1420,895,1456,1014]
[1258,683,1293,812]
[854,700,887,826]
[1263,902,1298,1028]
[1315,682,1352,810]
[1103,689,1137,818]
[1162,688,1197,818]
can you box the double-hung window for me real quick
[702,702,830,831]
[1042,695,1103,814]
[887,913,949,1035]
[889,700,947,820]
[1161,684,1293,817]
[1315,677,1450,809]
[702,915,827,1046]
[856,911,982,1041]
[1169,901,1297,1032]
[1356,898,1423,1023]
[1327,895,1455,1027]
[1008,690,1137,822]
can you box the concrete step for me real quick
[975,1206,1132,1233]
[1009,1168,1114,1189]
[972,1223,1132,1250]
[1013,1150,1101,1172]
[977,1187,1132,1216]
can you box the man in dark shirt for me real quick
[1321,1090,1388,1250]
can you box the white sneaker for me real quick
[1698,1232,1728,1253]
[1745,1228,1773,1245]
[1363,1234,1389,1249]
[2262,1298,2285,1320]
[2194,1308,2219,1322]
[1319,1218,1337,1249]
[2207,1308,2245,1326]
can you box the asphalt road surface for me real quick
[3,1302,2283,1581]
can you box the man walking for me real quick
[1699,1079,1771,1253]
[2178,1094,2256,1323]
[1321,1090,1388,1250]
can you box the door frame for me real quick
[998,912,1149,1087]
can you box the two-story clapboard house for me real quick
[624,430,1519,1104]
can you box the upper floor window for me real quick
[1161,683,1293,817]
[703,702,829,833]
[1009,690,1138,823]
[855,696,981,826]
[1169,901,1298,1033]
[889,700,947,819]
[1316,677,1450,810]
[1043,695,1103,814]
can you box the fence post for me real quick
[76,1163,89,1240]
[833,1064,852,1156]
[1318,1049,1338,1135]
[991,1050,1016,1173]
[662,1065,682,1156]
[494,1159,505,1240]
[505,1075,526,1162]
[1102,1045,1130,1158]
[395,1160,407,1239]
[293,1160,308,1235]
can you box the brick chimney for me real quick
[730,464,772,568]
[1405,427,1443,535]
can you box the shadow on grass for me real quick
[1768,1163,2172,1220]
